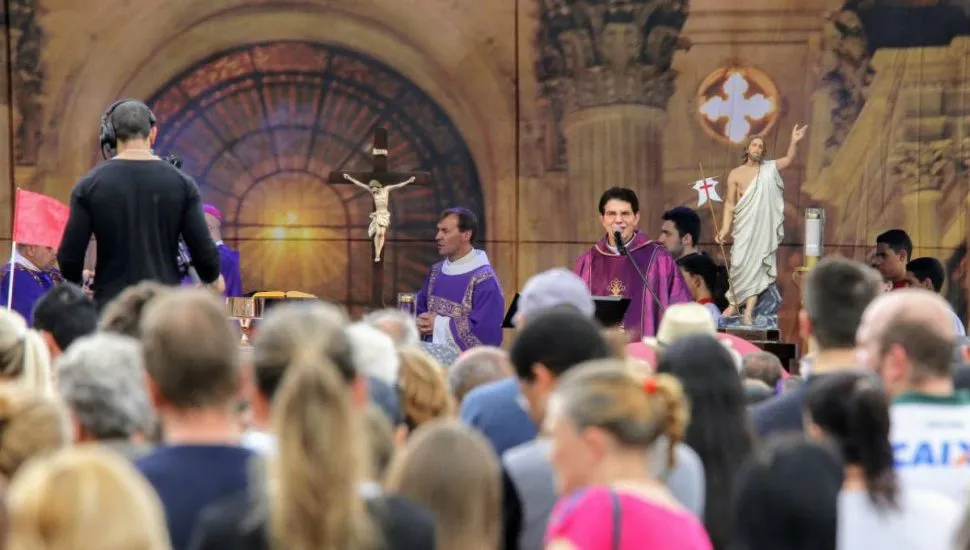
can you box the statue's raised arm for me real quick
[342,173,371,191]
[385,176,416,191]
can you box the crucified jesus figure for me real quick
[343,173,416,262]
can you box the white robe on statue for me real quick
[728,159,785,306]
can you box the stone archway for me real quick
[39,2,516,245]
[143,41,485,307]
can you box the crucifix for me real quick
[328,127,430,308]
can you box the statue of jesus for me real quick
[343,173,416,262]
[716,124,807,326]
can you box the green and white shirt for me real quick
[890,391,970,505]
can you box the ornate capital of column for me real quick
[888,139,957,194]
[535,0,691,114]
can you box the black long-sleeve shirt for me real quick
[57,159,221,309]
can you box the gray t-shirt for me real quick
[838,488,961,550]
[503,437,705,550]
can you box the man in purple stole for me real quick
[0,244,64,327]
[415,207,505,351]
[573,187,692,341]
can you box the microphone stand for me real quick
[614,231,666,316]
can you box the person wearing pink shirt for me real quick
[543,361,712,550]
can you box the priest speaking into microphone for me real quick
[56,99,222,310]
[572,187,692,340]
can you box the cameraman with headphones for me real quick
[57,99,222,310]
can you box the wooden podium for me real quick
[719,327,800,373]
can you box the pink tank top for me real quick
[545,485,712,550]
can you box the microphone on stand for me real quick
[613,228,666,315]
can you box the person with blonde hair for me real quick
[188,327,436,550]
[386,420,501,550]
[0,308,55,397]
[7,445,171,550]
[0,384,71,482]
[543,361,712,549]
[396,346,455,431]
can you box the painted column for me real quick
[534,1,690,241]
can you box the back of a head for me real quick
[733,436,843,550]
[31,283,98,352]
[346,322,400,386]
[654,334,752,549]
[110,100,154,143]
[448,346,509,402]
[554,360,690,469]
[803,257,883,350]
[99,281,171,338]
[362,309,420,348]
[252,301,353,401]
[0,384,70,481]
[876,229,913,260]
[363,405,395,482]
[517,268,595,324]
[743,379,774,404]
[397,346,455,429]
[270,353,377,550]
[510,306,610,380]
[0,308,55,397]
[741,351,784,389]
[7,445,170,550]
[906,257,946,292]
[56,333,153,441]
[140,288,239,410]
[385,420,501,550]
[805,370,897,509]
[874,290,956,382]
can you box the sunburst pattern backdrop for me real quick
[144,41,485,313]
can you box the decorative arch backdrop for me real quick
[2,0,969,337]
[141,41,485,309]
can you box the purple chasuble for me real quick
[180,242,241,297]
[416,250,505,351]
[573,230,691,341]
[0,263,63,327]
[218,244,243,298]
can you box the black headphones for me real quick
[98,98,157,160]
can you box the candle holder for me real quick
[227,297,265,347]
[397,292,417,318]
[794,207,825,286]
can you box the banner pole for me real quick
[6,241,15,311]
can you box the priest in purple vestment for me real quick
[179,205,243,297]
[573,187,692,341]
[0,244,64,327]
[415,207,505,351]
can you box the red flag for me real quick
[11,188,70,249]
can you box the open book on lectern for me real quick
[502,294,631,328]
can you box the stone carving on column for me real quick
[816,7,875,171]
[888,139,957,253]
[534,0,691,239]
[888,140,957,193]
[8,0,46,165]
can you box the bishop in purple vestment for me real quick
[573,188,692,341]
[415,208,505,351]
[0,245,63,327]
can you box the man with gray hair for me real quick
[513,267,594,326]
[56,332,154,460]
[362,309,421,348]
[448,346,510,404]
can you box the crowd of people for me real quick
[0,98,967,550]
[0,242,965,550]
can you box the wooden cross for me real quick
[328,127,431,310]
